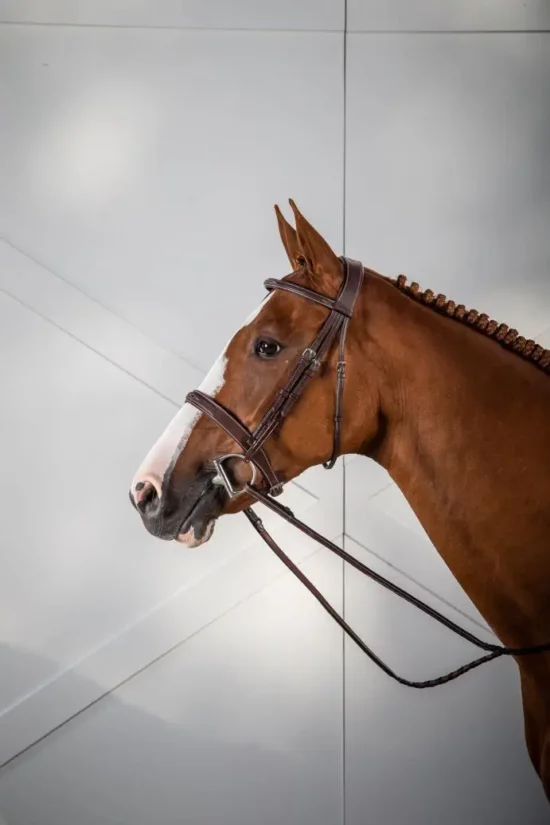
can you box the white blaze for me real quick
[131,291,272,499]
[131,351,228,497]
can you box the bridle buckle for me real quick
[302,347,321,370]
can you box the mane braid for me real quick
[385,274,550,376]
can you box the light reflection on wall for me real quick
[26,79,158,208]
[119,544,344,756]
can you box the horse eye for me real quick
[254,338,281,359]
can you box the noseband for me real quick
[187,256,364,496]
[186,257,550,688]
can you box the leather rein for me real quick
[186,257,550,688]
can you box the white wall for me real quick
[0,2,549,823]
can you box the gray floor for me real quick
[0,2,549,823]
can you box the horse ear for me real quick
[274,204,303,270]
[288,199,341,292]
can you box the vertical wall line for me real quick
[341,2,348,823]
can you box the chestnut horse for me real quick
[130,201,550,799]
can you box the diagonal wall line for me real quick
[344,531,496,637]
[0,258,330,498]
[0,284,181,407]
[0,235,205,375]
[0,238,204,405]
[0,535,341,775]
[535,326,550,348]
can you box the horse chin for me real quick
[177,518,216,548]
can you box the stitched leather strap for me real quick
[323,258,364,468]
[336,257,364,316]
[243,490,550,688]
[186,390,283,493]
[264,279,353,317]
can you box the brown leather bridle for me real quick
[186,256,364,497]
[185,257,550,689]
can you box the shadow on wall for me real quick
[0,644,332,825]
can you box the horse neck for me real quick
[355,272,550,653]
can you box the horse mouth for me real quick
[175,478,225,547]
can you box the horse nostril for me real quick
[134,480,160,517]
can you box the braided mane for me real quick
[386,274,550,376]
